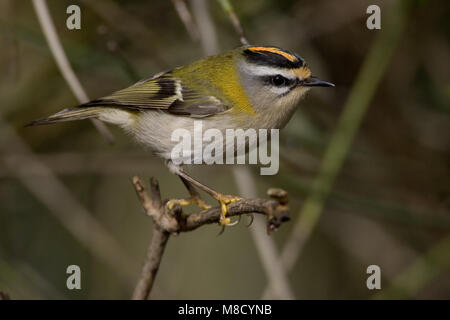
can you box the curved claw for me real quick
[227,219,239,227]
[218,216,239,227]
[219,216,231,226]
[217,217,239,236]
[246,213,254,227]
[217,226,225,236]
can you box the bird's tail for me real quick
[26,106,104,126]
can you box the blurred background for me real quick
[0,0,449,299]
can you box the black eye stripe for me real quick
[261,75,295,87]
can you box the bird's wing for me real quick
[81,72,230,118]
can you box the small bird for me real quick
[28,45,334,229]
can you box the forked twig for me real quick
[131,176,290,299]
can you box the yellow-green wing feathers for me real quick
[103,74,178,108]
[85,71,230,117]
[27,71,230,126]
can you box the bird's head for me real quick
[236,46,334,114]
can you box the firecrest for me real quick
[29,45,334,229]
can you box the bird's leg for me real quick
[166,176,211,211]
[175,167,242,227]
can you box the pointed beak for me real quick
[301,76,335,87]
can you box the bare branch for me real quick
[131,177,169,300]
[133,176,289,234]
[132,226,170,300]
[130,176,290,299]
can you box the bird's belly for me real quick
[131,111,263,165]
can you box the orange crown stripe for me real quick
[248,47,297,62]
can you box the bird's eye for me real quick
[271,75,288,86]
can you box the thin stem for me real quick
[190,0,219,55]
[217,0,248,45]
[171,0,199,41]
[31,0,114,144]
[132,226,170,300]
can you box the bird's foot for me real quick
[246,213,254,227]
[214,193,242,234]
